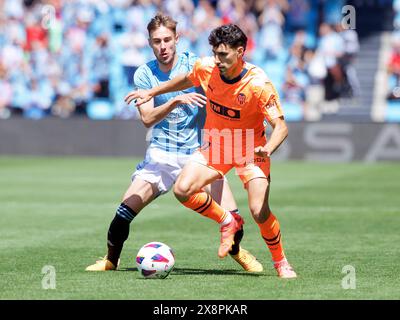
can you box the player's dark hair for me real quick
[147,13,177,35]
[208,24,247,51]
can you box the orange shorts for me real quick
[191,142,270,187]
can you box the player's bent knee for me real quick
[173,180,195,201]
[250,206,271,224]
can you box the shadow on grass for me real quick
[118,267,265,277]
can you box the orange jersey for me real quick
[187,57,284,150]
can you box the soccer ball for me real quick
[136,242,175,279]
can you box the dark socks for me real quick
[107,203,137,266]
[229,209,243,256]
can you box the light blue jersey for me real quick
[133,52,205,155]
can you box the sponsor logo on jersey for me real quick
[165,106,187,123]
[267,99,277,109]
[266,99,280,118]
[209,100,240,120]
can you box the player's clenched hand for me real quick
[254,146,272,158]
[174,93,207,108]
[124,89,153,106]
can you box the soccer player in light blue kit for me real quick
[86,13,262,272]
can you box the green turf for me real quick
[0,156,399,300]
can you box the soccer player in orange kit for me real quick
[125,24,296,278]
[86,15,262,273]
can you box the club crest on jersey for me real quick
[237,93,246,105]
[210,100,240,120]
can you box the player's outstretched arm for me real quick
[138,92,207,128]
[254,116,288,158]
[124,73,194,106]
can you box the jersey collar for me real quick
[220,67,248,84]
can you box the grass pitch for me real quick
[0,156,399,300]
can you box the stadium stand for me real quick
[384,0,400,122]
[0,0,394,122]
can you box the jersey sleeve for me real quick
[133,65,152,90]
[258,81,284,121]
[187,51,199,69]
[186,57,202,87]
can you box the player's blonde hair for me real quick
[147,13,177,36]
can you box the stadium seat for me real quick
[282,101,303,122]
[324,0,344,24]
[23,107,47,119]
[306,6,318,36]
[385,100,400,122]
[276,48,289,64]
[251,47,267,65]
[87,99,115,120]
[388,74,397,91]
[264,61,285,91]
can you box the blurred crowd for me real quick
[0,0,359,120]
[387,0,400,100]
